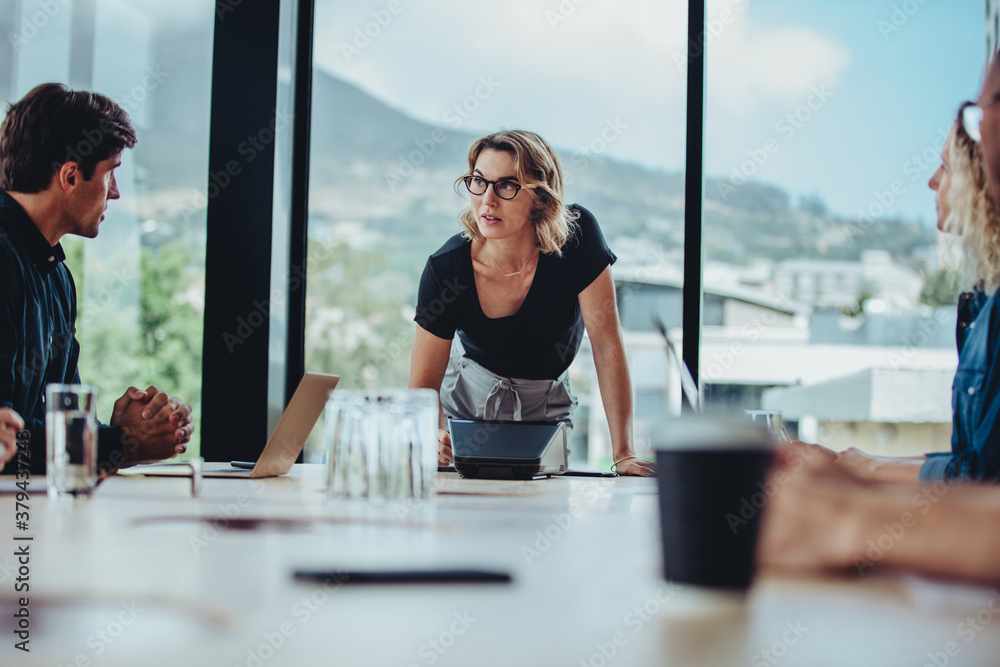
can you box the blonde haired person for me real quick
[409,130,653,476]
[759,53,1000,585]
[794,103,1000,483]
[941,104,1000,293]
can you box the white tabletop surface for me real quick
[2,465,1000,666]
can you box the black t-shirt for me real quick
[414,204,616,380]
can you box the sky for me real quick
[313,0,986,225]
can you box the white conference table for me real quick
[2,465,1000,667]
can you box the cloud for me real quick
[312,0,850,172]
[707,10,850,114]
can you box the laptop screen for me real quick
[449,420,562,461]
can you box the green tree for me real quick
[304,239,415,395]
[919,269,965,308]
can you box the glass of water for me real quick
[46,384,99,501]
[744,409,791,443]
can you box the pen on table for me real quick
[293,569,513,585]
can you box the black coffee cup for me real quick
[654,418,775,590]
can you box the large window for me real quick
[305,1,691,468]
[700,2,982,454]
[1,0,212,455]
[5,1,983,464]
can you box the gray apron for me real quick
[440,337,578,429]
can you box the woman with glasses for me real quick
[408,130,653,476]
[794,103,1000,483]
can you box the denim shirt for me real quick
[920,289,1000,482]
[0,191,123,474]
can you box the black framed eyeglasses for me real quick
[463,175,522,200]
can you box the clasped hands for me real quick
[111,386,193,465]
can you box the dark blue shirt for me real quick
[0,190,124,475]
[921,288,1000,482]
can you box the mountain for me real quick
[128,31,938,272]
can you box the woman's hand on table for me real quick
[614,456,655,477]
[785,439,838,468]
[758,449,870,573]
[437,428,453,465]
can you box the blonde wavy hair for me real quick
[454,130,578,256]
[947,109,1000,293]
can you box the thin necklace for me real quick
[486,245,536,277]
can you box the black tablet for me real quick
[448,419,567,480]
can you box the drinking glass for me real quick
[46,384,99,501]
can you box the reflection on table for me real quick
[1,465,999,666]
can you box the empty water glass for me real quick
[323,389,438,504]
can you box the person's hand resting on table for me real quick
[785,439,924,485]
[0,407,25,468]
[112,386,194,465]
[758,444,1000,582]
[612,455,655,477]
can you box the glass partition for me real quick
[306,1,689,467]
[2,0,212,455]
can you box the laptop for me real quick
[126,372,339,479]
[448,419,568,480]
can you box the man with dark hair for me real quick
[0,83,193,475]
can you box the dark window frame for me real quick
[200,0,703,454]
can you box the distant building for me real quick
[573,265,957,468]
[772,250,924,310]
[612,269,801,332]
[763,368,953,457]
